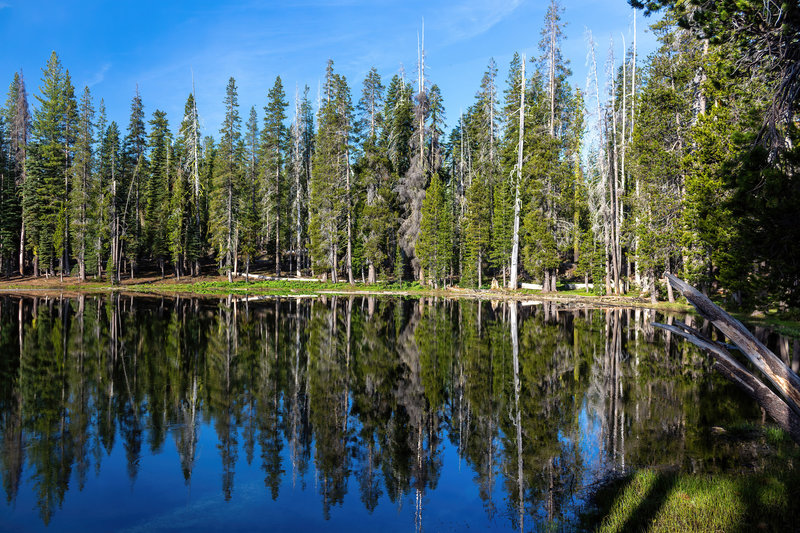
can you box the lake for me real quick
[0,293,773,531]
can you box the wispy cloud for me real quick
[438,0,523,44]
[86,63,111,88]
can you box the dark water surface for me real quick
[0,294,770,531]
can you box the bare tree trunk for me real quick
[295,91,303,278]
[665,260,675,303]
[656,276,800,445]
[18,223,24,276]
[476,252,482,288]
[226,172,233,282]
[509,55,525,290]
[345,152,354,284]
[233,227,239,280]
[331,242,338,283]
[649,268,657,304]
[275,162,281,277]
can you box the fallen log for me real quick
[654,275,800,445]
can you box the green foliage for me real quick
[145,109,171,266]
[209,77,242,276]
[462,174,491,287]
[260,76,289,262]
[26,52,71,274]
[68,86,94,277]
[309,61,351,278]
[416,172,452,286]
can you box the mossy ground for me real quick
[582,425,800,532]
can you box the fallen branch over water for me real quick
[654,274,800,445]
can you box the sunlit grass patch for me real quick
[589,463,800,533]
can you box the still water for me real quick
[0,294,767,531]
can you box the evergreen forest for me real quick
[0,0,798,309]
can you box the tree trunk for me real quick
[649,269,657,304]
[476,252,482,288]
[18,222,24,276]
[345,155,354,284]
[509,55,525,290]
[368,263,376,285]
[665,261,675,303]
[331,243,338,283]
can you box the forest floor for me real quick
[0,271,694,312]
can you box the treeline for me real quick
[0,0,797,307]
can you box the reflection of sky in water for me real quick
[0,296,768,532]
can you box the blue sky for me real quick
[0,0,662,137]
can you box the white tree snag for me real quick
[509,55,525,290]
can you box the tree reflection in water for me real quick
[0,294,769,530]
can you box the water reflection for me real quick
[0,294,776,530]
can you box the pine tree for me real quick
[241,106,259,279]
[380,73,413,279]
[427,84,446,173]
[288,85,313,277]
[177,93,203,276]
[88,100,109,278]
[99,120,122,283]
[462,60,501,287]
[309,60,349,282]
[355,68,394,284]
[146,109,171,277]
[463,172,491,287]
[60,70,78,278]
[0,113,16,275]
[381,74,413,177]
[499,53,525,289]
[167,140,189,279]
[474,59,499,185]
[356,67,384,146]
[534,0,573,292]
[26,52,70,277]
[629,21,696,301]
[490,173,513,286]
[69,86,94,281]
[120,87,147,278]
[210,77,242,281]
[417,172,452,287]
[1,72,27,275]
[260,76,288,275]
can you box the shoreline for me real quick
[0,275,692,312]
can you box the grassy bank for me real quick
[0,275,697,311]
[583,425,800,532]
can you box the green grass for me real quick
[584,426,800,532]
[588,468,798,532]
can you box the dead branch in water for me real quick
[654,274,800,445]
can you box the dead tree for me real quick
[654,274,800,444]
